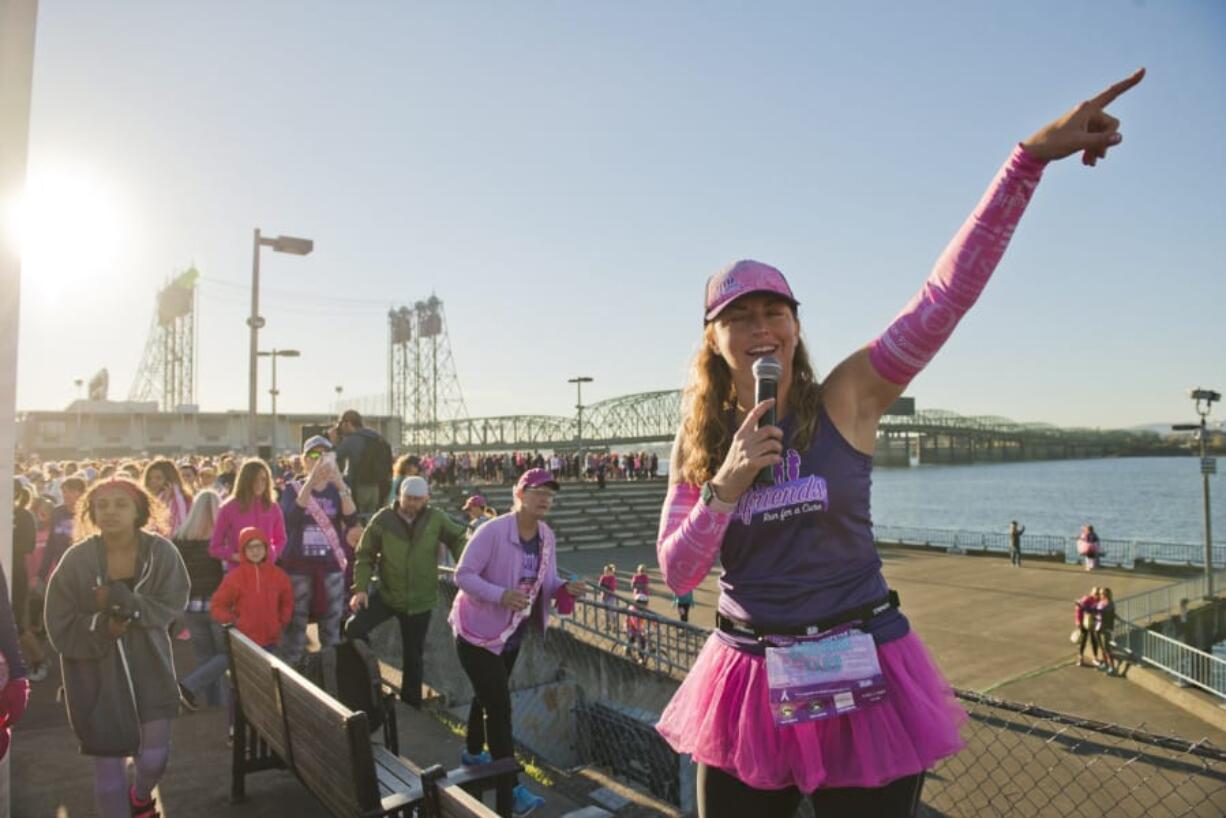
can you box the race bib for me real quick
[765,627,887,726]
[301,525,332,558]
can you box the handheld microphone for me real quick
[752,355,782,486]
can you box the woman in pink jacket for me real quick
[448,468,586,818]
[209,459,286,570]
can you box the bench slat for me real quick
[439,782,499,818]
[278,664,381,817]
[229,633,290,759]
[372,745,422,796]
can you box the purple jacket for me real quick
[448,512,571,655]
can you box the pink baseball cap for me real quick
[462,494,486,510]
[704,259,798,322]
[516,468,560,492]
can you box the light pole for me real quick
[73,378,84,451]
[258,349,300,454]
[568,376,593,464]
[335,385,343,412]
[1173,387,1220,598]
[249,229,313,453]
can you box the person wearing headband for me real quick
[44,478,189,818]
[655,70,1145,817]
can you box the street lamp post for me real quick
[1173,387,1220,598]
[258,349,301,454]
[73,378,83,451]
[335,385,343,412]
[249,229,313,453]
[568,376,594,466]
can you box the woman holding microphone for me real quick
[655,70,1145,816]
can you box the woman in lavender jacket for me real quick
[448,468,586,817]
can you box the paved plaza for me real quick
[10,545,1226,816]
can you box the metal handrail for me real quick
[1114,570,1226,624]
[873,524,1226,569]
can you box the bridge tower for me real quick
[129,267,199,410]
[387,295,468,450]
[388,306,413,442]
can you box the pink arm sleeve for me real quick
[656,483,733,596]
[868,144,1048,385]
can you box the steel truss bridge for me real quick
[403,390,1144,463]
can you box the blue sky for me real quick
[14,1,1225,429]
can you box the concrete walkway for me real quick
[9,634,675,818]
[11,546,1224,816]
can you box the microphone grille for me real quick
[752,355,783,380]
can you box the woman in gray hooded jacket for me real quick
[45,477,189,818]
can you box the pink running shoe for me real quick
[129,785,158,818]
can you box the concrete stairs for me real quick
[432,480,669,552]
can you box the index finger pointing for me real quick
[738,399,777,432]
[1089,67,1145,109]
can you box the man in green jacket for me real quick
[345,475,466,706]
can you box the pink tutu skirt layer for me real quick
[656,630,966,793]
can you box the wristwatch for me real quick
[701,481,735,512]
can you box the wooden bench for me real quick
[226,628,520,817]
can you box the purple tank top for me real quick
[717,407,908,647]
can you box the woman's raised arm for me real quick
[823,69,1146,451]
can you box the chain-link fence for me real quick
[922,690,1226,817]
[375,572,1226,816]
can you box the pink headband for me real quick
[94,478,145,503]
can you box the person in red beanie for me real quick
[178,527,292,712]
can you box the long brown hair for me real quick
[233,458,275,511]
[143,458,193,502]
[677,322,822,486]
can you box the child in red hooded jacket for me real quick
[178,527,292,712]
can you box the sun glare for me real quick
[10,162,129,289]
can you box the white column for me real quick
[0,1,39,814]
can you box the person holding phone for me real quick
[278,435,357,666]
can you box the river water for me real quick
[871,456,1224,545]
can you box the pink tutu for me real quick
[656,630,966,793]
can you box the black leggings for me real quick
[456,636,521,768]
[346,595,432,707]
[697,763,925,818]
[1078,626,1101,658]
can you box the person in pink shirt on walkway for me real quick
[448,468,587,817]
[631,564,650,598]
[209,459,286,570]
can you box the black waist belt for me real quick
[715,590,901,640]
